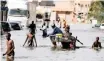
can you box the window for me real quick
[78,3,80,6]
[9,9,28,17]
[75,3,77,5]
[85,4,87,7]
[80,4,83,7]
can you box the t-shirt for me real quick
[52,27,63,35]
[29,24,36,34]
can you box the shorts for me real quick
[7,50,15,57]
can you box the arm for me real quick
[7,40,15,55]
[34,24,37,31]
[99,42,102,48]
[52,29,56,35]
[48,28,56,36]
[92,42,95,48]
[3,41,8,55]
[28,24,31,28]
[12,40,15,49]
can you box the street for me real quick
[1,24,104,61]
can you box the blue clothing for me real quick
[52,27,63,35]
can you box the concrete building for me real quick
[27,0,93,24]
[51,0,93,23]
[73,0,93,22]
[51,0,75,24]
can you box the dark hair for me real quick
[51,24,56,28]
[96,37,99,40]
[32,21,34,24]
[7,33,11,37]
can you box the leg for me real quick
[23,36,28,46]
[31,37,34,47]
[50,36,57,47]
[30,38,33,47]
[33,35,37,47]
[32,41,34,47]
[52,42,57,47]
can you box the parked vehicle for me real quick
[92,24,101,28]
[100,23,104,29]
[10,22,22,30]
[95,24,101,27]
[0,21,12,33]
[0,21,22,34]
[92,19,97,28]
[7,0,29,28]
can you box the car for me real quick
[100,23,104,29]
[10,22,22,30]
[7,0,29,28]
[95,24,101,27]
[92,24,101,28]
[0,21,12,32]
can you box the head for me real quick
[65,28,69,33]
[96,37,99,42]
[6,33,11,40]
[69,32,72,36]
[51,25,56,29]
[32,21,34,24]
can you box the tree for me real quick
[88,0,104,23]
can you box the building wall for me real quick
[74,0,92,18]
[51,0,75,24]
[71,0,93,23]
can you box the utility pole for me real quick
[1,0,7,21]
[27,0,38,25]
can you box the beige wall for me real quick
[74,0,92,15]
[52,1,74,11]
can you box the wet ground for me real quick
[1,24,104,61]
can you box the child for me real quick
[40,23,47,38]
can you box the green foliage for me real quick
[88,0,104,23]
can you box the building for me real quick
[51,0,75,24]
[73,0,93,22]
[51,0,93,23]
[27,0,93,24]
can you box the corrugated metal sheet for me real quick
[39,1,55,6]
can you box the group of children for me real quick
[49,24,83,49]
[48,24,102,50]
